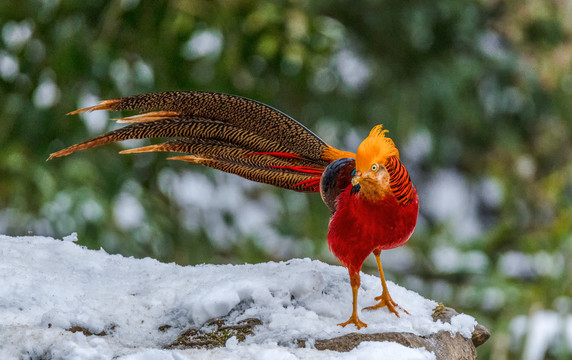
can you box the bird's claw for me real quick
[338,315,367,329]
[363,293,409,317]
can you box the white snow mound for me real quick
[0,234,476,359]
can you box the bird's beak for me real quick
[351,175,362,195]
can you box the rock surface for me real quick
[171,305,490,359]
[305,305,489,360]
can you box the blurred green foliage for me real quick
[1,0,571,358]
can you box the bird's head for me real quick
[351,125,399,200]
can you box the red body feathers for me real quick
[328,184,419,273]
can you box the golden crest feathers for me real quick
[355,125,400,172]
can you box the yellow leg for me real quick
[338,270,367,329]
[363,250,409,316]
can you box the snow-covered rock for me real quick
[0,234,486,359]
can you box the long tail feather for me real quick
[66,99,121,115]
[120,139,323,191]
[66,92,329,160]
[114,111,180,123]
[120,139,322,168]
[168,155,321,192]
[49,119,302,161]
[49,91,353,192]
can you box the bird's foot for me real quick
[338,314,367,329]
[363,292,409,317]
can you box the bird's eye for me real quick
[371,164,379,172]
[351,169,356,176]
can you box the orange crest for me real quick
[355,125,400,172]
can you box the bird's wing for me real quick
[319,158,356,214]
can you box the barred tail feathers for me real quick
[48,92,353,192]
[62,92,328,160]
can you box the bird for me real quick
[48,91,419,329]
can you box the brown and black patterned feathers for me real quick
[49,119,300,160]
[62,92,329,161]
[122,139,320,168]
[169,156,323,191]
[49,92,344,192]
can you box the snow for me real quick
[521,311,561,360]
[509,310,572,360]
[498,250,565,279]
[0,234,477,359]
[422,169,482,241]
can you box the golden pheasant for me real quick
[49,91,419,329]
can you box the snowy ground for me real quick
[0,234,477,359]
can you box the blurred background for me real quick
[1,0,571,358]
